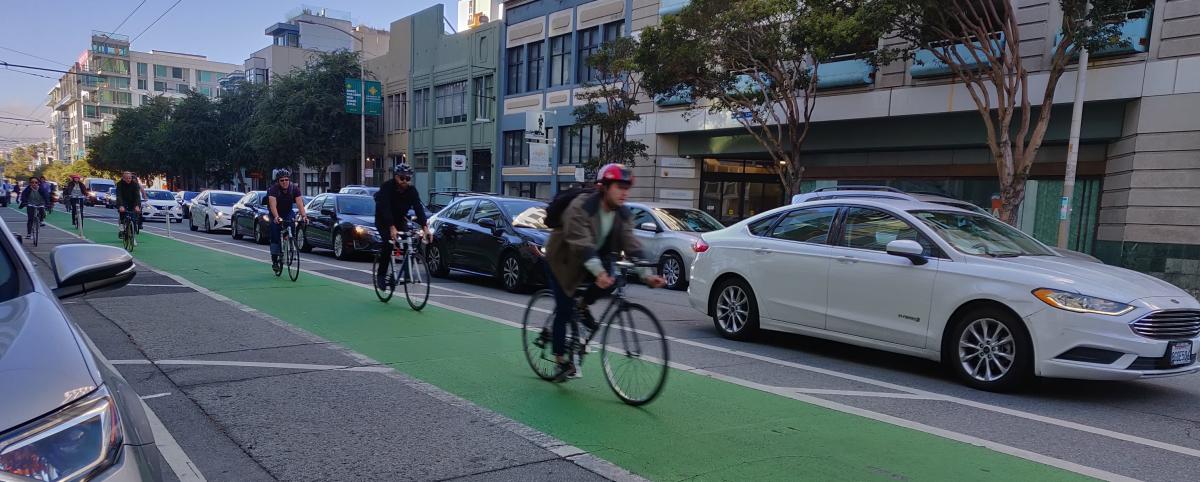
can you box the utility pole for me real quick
[1058,13,1090,249]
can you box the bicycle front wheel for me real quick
[123,221,135,252]
[601,303,669,406]
[403,248,431,311]
[521,290,560,381]
[31,222,39,247]
[372,251,395,303]
[286,235,300,281]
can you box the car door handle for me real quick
[754,248,770,255]
[837,256,859,264]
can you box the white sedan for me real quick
[687,198,1200,391]
[141,189,184,222]
[188,190,244,233]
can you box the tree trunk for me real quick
[997,174,1027,225]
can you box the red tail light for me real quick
[692,239,709,253]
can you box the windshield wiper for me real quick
[971,243,1022,258]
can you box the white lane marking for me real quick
[127,283,186,287]
[79,210,1199,468]
[140,392,172,400]
[790,388,942,400]
[111,358,394,373]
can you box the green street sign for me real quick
[345,78,362,114]
[345,78,382,116]
[364,80,382,116]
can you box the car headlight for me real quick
[525,241,546,257]
[261,214,269,222]
[0,385,123,481]
[1033,288,1134,316]
[215,212,223,219]
[353,225,378,237]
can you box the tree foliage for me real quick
[638,0,900,196]
[572,36,648,176]
[884,0,1152,223]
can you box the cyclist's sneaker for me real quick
[375,275,390,290]
[553,361,578,382]
[533,328,550,348]
[118,231,125,239]
[576,304,599,332]
[271,255,282,271]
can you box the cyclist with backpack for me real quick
[374,164,430,290]
[544,163,666,380]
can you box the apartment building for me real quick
[46,31,238,163]
[366,4,500,195]
[495,0,1200,287]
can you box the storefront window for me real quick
[700,159,787,225]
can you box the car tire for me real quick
[333,231,352,260]
[189,216,198,231]
[299,227,313,253]
[659,252,687,290]
[945,307,1033,392]
[254,221,267,245]
[499,252,524,293]
[427,243,449,277]
[205,216,212,233]
[710,277,759,340]
[232,217,243,240]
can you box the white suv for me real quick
[687,198,1200,391]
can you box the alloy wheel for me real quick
[662,257,681,287]
[958,318,1016,383]
[502,256,520,290]
[715,285,749,333]
[334,232,345,259]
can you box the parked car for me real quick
[791,186,1102,263]
[175,191,200,219]
[1,221,166,480]
[426,191,491,214]
[339,185,379,196]
[627,202,725,290]
[85,178,115,206]
[102,186,119,208]
[188,190,243,233]
[689,198,1200,391]
[141,189,184,223]
[427,195,549,292]
[230,191,308,244]
[300,194,381,260]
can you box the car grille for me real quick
[1130,310,1200,340]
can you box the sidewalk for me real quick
[4,208,615,481]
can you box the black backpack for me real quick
[545,187,593,229]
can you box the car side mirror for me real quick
[638,222,660,233]
[320,208,335,216]
[885,239,928,266]
[478,218,497,229]
[50,244,136,299]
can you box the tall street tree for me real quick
[572,36,648,177]
[638,0,899,197]
[162,92,223,189]
[217,81,267,190]
[87,97,172,179]
[885,0,1151,223]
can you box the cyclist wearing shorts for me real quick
[116,172,145,242]
[545,163,665,380]
[18,177,49,236]
[373,164,429,290]
[267,169,307,272]
[64,174,90,226]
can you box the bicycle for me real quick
[372,226,431,310]
[69,196,85,237]
[274,218,303,281]
[120,210,140,252]
[24,203,45,247]
[521,260,669,406]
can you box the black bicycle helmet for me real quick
[393,164,414,176]
[273,168,291,181]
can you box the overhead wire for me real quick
[132,0,185,43]
[113,0,149,33]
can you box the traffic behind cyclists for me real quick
[267,169,308,272]
[545,163,666,380]
[18,176,49,236]
[64,174,90,227]
[116,171,145,243]
[373,164,429,290]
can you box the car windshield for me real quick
[183,191,199,200]
[338,196,374,215]
[911,210,1054,257]
[653,208,724,232]
[210,193,242,206]
[146,191,174,201]
[500,200,549,229]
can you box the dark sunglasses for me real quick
[397,176,411,182]
[278,178,290,182]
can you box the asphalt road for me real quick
[16,203,1200,481]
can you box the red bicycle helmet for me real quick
[595,163,634,185]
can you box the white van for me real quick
[85,178,116,206]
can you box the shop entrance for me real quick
[699,159,787,225]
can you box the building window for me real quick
[198,70,218,83]
[412,153,429,169]
[434,81,467,125]
[137,79,146,90]
[560,124,601,165]
[549,35,571,87]
[90,57,129,74]
[154,81,166,92]
[474,75,494,121]
[503,131,528,166]
[412,88,430,128]
[249,68,268,84]
[172,67,184,79]
[199,86,214,97]
[386,93,407,132]
[526,41,544,92]
[176,84,190,94]
[578,21,624,83]
[603,21,623,44]
[155,64,168,78]
[434,151,454,171]
[141,95,149,104]
[137,62,147,77]
[506,45,524,95]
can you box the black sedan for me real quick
[230,191,314,244]
[300,193,382,260]
[427,195,549,292]
[176,191,200,218]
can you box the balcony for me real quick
[659,0,690,17]
[815,56,875,89]
[655,86,693,107]
[911,33,1005,78]
[1056,9,1152,59]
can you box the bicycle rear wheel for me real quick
[372,251,395,303]
[123,220,135,252]
[403,248,431,311]
[31,220,39,247]
[601,303,669,406]
[521,290,560,381]
[286,234,300,281]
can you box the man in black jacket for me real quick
[374,164,430,288]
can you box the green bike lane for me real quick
[42,211,1089,481]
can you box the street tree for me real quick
[884,0,1151,223]
[88,97,172,179]
[216,80,267,190]
[162,92,224,189]
[572,36,648,177]
[637,0,899,197]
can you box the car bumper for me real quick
[1028,305,1200,381]
[142,211,182,221]
[93,442,168,481]
[209,216,232,229]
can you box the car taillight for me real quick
[692,239,709,253]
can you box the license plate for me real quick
[1169,341,1193,367]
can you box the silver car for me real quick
[0,224,164,480]
[627,202,726,290]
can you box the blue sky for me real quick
[0,0,454,148]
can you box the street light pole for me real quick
[1058,7,1091,249]
[294,20,367,186]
